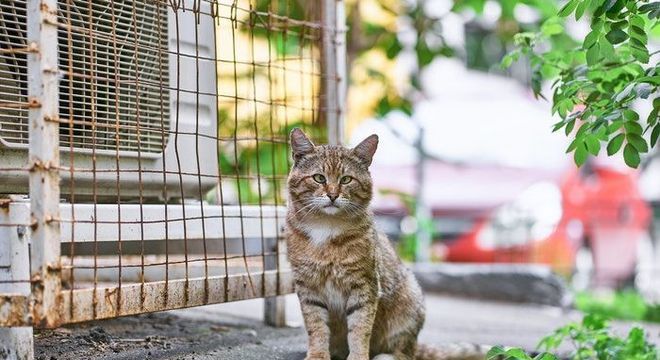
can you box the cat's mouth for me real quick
[321,204,340,215]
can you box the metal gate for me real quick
[0,0,346,358]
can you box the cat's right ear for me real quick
[290,128,315,162]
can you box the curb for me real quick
[412,263,571,307]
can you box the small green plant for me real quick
[645,304,660,323]
[575,290,660,324]
[575,290,648,321]
[486,315,659,360]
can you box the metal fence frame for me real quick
[0,0,346,358]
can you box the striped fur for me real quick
[286,129,485,360]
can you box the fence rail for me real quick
[0,0,345,358]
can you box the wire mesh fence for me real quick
[0,0,345,339]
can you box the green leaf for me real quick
[567,138,580,153]
[631,46,650,63]
[606,0,625,15]
[638,76,660,86]
[486,346,508,359]
[594,0,615,17]
[542,21,564,36]
[615,84,635,102]
[611,20,628,30]
[630,15,645,29]
[558,0,579,17]
[649,103,659,127]
[505,348,534,360]
[651,125,660,148]
[630,37,648,49]
[575,0,589,19]
[608,119,624,134]
[605,29,629,44]
[501,52,519,68]
[586,136,601,155]
[385,37,403,59]
[639,2,660,17]
[630,25,647,40]
[534,354,559,360]
[574,142,588,166]
[623,109,639,121]
[598,37,615,58]
[584,29,601,49]
[414,39,437,67]
[586,43,601,65]
[624,121,643,135]
[627,133,649,153]
[607,133,625,155]
[565,119,576,135]
[623,143,640,168]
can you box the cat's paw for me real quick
[346,354,370,360]
[304,352,331,360]
[371,355,396,360]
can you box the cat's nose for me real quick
[327,193,338,202]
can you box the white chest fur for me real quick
[300,219,347,246]
[304,225,344,246]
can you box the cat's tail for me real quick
[415,343,489,360]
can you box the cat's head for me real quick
[287,128,378,219]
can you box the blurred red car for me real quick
[371,160,651,288]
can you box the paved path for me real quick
[35,294,660,359]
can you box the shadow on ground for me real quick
[35,311,307,360]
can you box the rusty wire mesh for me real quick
[0,0,337,326]
[0,0,33,327]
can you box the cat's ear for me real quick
[290,128,315,161]
[352,134,378,167]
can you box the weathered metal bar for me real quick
[321,0,347,145]
[0,201,34,359]
[27,0,62,328]
[0,296,31,328]
[264,237,286,327]
[62,257,269,283]
[59,270,294,324]
[58,204,286,243]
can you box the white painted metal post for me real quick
[27,0,62,328]
[263,237,286,327]
[322,0,347,146]
[0,201,34,360]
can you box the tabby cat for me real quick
[285,128,485,360]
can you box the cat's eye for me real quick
[340,176,353,185]
[312,174,326,184]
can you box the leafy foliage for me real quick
[503,0,660,168]
[350,0,659,168]
[487,315,660,359]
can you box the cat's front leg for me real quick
[299,292,332,360]
[345,290,377,360]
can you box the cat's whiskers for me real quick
[297,201,323,223]
[291,202,317,219]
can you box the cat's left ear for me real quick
[290,128,315,162]
[352,134,378,167]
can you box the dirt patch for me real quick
[33,311,297,360]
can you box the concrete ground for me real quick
[34,293,660,359]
